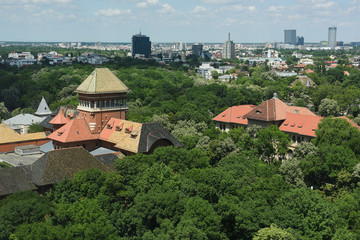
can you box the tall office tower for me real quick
[222,32,235,59]
[284,30,297,45]
[192,43,203,57]
[132,32,151,58]
[328,27,337,49]
[296,36,304,45]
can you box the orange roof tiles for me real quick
[49,111,70,125]
[279,113,323,137]
[295,64,306,68]
[48,118,98,143]
[99,118,143,153]
[212,105,255,125]
[243,98,290,122]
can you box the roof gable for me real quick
[75,68,129,94]
[48,118,98,143]
[243,98,289,122]
[49,111,70,125]
[212,105,255,125]
[31,147,112,186]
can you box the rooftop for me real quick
[75,68,129,94]
[34,96,52,116]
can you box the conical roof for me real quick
[35,96,52,116]
[49,111,70,125]
[75,68,129,94]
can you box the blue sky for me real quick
[0,0,359,43]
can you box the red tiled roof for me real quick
[212,105,255,125]
[279,113,323,137]
[244,98,291,122]
[329,64,337,68]
[295,64,306,68]
[48,118,98,143]
[49,111,70,125]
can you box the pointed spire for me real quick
[35,96,52,117]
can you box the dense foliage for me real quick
[1,49,360,238]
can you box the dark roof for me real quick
[95,153,123,171]
[31,147,112,186]
[39,107,60,130]
[138,122,184,153]
[0,166,37,196]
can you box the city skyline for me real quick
[0,0,360,43]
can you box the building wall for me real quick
[79,109,127,133]
[53,140,99,152]
[0,139,50,153]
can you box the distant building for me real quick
[284,30,297,45]
[222,33,235,59]
[132,32,151,58]
[296,36,304,45]
[192,44,203,57]
[328,27,337,49]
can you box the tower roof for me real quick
[75,68,129,94]
[35,96,52,116]
[49,110,70,125]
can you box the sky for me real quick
[0,0,360,43]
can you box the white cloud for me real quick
[136,0,159,8]
[192,5,207,13]
[201,0,236,4]
[267,5,285,12]
[95,8,131,17]
[313,1,336,9]
[136,2,147,8]
[248,6,256,12]
[158,3,175,14]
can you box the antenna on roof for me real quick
[273,93,278,99]
[140,29,141,35]
[228,32,230,41]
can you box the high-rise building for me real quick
[223,33,235,59]
[132,32,151,58]
[296,36,304,46]
[328,27,337,49]
[192,44,203,57]
[284,30,297,45]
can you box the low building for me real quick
[0,124,49,153]
[0,147,117,198]
[213,94,319,144]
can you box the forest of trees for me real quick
[1,47,360,239]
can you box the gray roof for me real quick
[90,147,116,156]
[4,114,45,126]
[35,96,52,116]
[138,122,184,154]
[31,147,112,186]
[0,166,37,196]
[40,141,54,153]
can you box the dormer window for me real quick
[256,110,262,114]
[125,125,133,133]
[116,123,124,131]
[58,131,63,136]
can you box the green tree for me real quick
[318,98,340,116]
[253,224,295,240]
